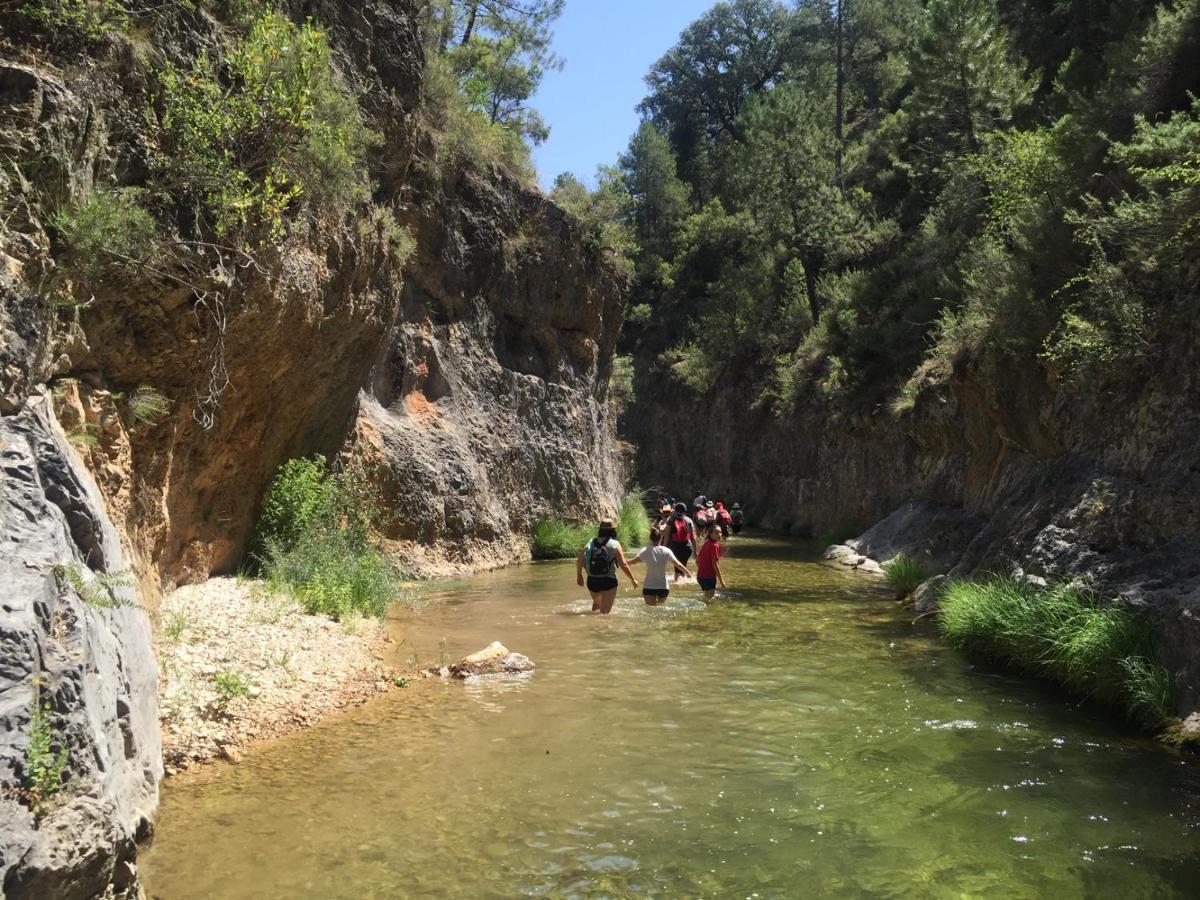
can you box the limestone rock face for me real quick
[0,399,160,898]
[349,170,626,575]
[449,642,536,678]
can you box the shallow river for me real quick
[141,534,1200,898]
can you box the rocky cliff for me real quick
[630,350,1200,714]
[0,1,624,894]
[352,169,625,574]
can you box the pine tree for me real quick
[905,0,1036,160]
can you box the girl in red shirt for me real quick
[696,524,727,601]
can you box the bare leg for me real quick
[702,589,715,603]
[598,588,619,614]
[590,592,602,612]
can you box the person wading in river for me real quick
[576,516,638,614]
[666,502,698,580]
[696,523,727,602]
[632,525,692,605]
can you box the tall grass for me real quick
[939,578,1173,727]
[531,520,593,560]
[617,489,652,548]
[530,490,654,561]
[883,554,928,596]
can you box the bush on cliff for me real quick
[939,578,1173,727]
[157,10,375,241]
[256,456,400,621]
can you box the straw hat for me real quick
[598,516,616,529]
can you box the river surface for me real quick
[141,534,1200,898]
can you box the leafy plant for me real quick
[163,611,190,642]
[24,678,69,817]
[212,670,253,708]
[16,0,129,49]
[939,578,1174,726]
[882,554,929,596]
[53,563,136,609]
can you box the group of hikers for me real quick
[575,494,746,615]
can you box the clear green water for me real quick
[141,534,1200,898]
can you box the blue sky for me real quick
[531,0,716,189]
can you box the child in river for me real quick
[695,524,727,602]
[632,526,692,605]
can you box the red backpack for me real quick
[717,509,732,526]
[670,515,691,543]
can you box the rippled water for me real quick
[141,534,1200,898]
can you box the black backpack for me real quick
[587,538,612,576]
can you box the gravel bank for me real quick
[156,578,401,771]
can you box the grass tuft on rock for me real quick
[883,554,928,596]
[939,578,1173,727]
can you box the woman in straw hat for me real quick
[576,516,638,614]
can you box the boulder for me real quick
[912,575,950,615]
[448,642,535,678]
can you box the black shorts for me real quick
[668,541,692,565]
[586,575,619,592]
[698,577,717,591]
[642,588,670,598]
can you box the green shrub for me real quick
[883,554,928,596]
[263,531,398,620]
[939,578,1173,726]
[52,189,157,282]
[531,519,592,560]
[255,456,401,620]
[157,11,375,241]
[255,457,335,555]
[17,0,128,49]
[608,355,636,409]
[53,563,136,609]
[24,678,69,817]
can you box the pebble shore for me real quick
[156,578,401,771]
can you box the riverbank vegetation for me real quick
[531,491,653,560]
[255,457,402,621]
[939,578,1173,726]
[550,0,1199,418]
[882,554,927,596]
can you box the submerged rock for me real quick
[448,642,535,678]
